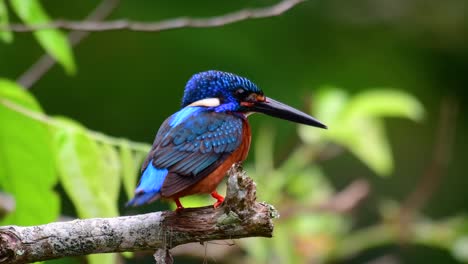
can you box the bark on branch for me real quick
[0,165,278,264]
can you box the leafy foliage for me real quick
[299,87,425,176]
[53,117,119,218]
[9,0,76,74]
[0,3,465,262]
[119,140,140,200]
[0,0,12,43]
[0,79,58,226]
[52,117,148,264]
[0,82,150,264]
[2,76,468,263]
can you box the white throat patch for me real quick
[188,98,221,107]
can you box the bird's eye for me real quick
[235,88,246,95]
[234,88,248,100]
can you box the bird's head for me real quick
[182,70,327,128]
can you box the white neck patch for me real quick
[188,98,221,107]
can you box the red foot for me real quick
[174,198,184,212]
[211,191,225,208]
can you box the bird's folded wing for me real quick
[144,108,243,196]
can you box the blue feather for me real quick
[170,106,202,127]
[128,71,269,205]
[127,162,168,206]
[182,70,261,108]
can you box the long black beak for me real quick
[250,97,327,129]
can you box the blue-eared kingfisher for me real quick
[127,70,326,210]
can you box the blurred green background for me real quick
[1,0,467,263]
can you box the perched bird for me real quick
[128,70,326,210]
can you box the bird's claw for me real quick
[174,198,184,212]
[211,191,225,208]
[213,200,224,208]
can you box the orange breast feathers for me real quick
[171,119,251,198]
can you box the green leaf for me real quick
[299,88,425,176]
[0,79,59,225]
[0,0,13,43]
[119,140,139,200]
[52,118,119,264]
[298,87,348,144]
[10,0,76,74]
[453,236,468,262]
[315,87,349,124]
[344,89,425,122]
[99,143,121,203]
[52,117,117,218]
[341,89,424,175]
[339,118,393,176]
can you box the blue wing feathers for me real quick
[169,106,201,127]
[194,155,219,175]
[127,163,168,206]
[157,151,188,168]
[154,110,242,166]
[172,153,205,173]
[129,107,244,203]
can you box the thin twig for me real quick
[281,179,370,218]
[4,0,305,33]
[0,98,151,153]
[399,98,458,236]
[17,0,120,89]
[317,179,370,213]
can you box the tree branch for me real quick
[1,0,305,33]
[398,98,458,238]
[0,165,278,264]
[280,179,370,219]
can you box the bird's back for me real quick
[128,107,250,206]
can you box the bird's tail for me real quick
[127,191,161,207]
[126,163,168,207]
